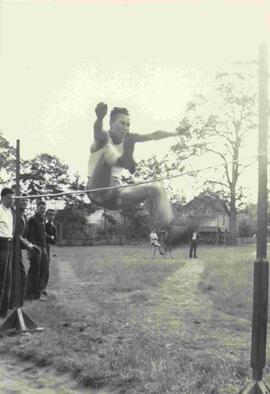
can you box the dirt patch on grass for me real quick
[0,355,110,394]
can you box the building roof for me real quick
[183,192,227,215]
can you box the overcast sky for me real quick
[0,0,270,202]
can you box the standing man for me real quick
[87,103,189,226]
[9,196,38,309]
[25,200,48,301]
[41,209,57,301]
[0,187,14,319]
[189,230,199,259]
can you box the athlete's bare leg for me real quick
[87,145,173,226]
[117,184,173,226]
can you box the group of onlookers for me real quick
[150,227,174,258]
[150,227,199,259]
[0,187,56,320]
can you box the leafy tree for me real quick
[21,156,96,214]
[172,63,257,243]
[55,205,91,245]
[21,153,70,197]
[66,172,95,212]
[238,217,256,238]
[0,132,16,184]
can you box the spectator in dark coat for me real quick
[10,196,39,309]
[25,200,48,301]
[41,209,57,300]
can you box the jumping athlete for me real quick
[87,102,186,226]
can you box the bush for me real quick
[238,218,256,238]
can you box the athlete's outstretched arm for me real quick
[134,130,176,142]
[133,123,190,143]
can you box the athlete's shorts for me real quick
[87,177,122,210]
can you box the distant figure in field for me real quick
[150,228,164,258]
[189,231,199,259]
[86,102,189,226]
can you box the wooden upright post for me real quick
[256,44,269,262]
[13,139,22,307]
[239,44,270,394]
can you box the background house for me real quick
[180,193,229,244]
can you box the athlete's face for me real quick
[110,114,130,143]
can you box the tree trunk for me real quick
[228,193,237,244]
[228,138,240,245]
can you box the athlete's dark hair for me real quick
[109,107,129,125]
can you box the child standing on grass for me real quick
[150,228,164,258]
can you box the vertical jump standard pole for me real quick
[13,139,22,308]
[240,44,270,394]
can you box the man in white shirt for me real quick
[0,187,14,318]
[150,228,164,258]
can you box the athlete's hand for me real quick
[177,118,191,136]
[95,103,108,120]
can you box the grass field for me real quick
[1,243,269,393]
